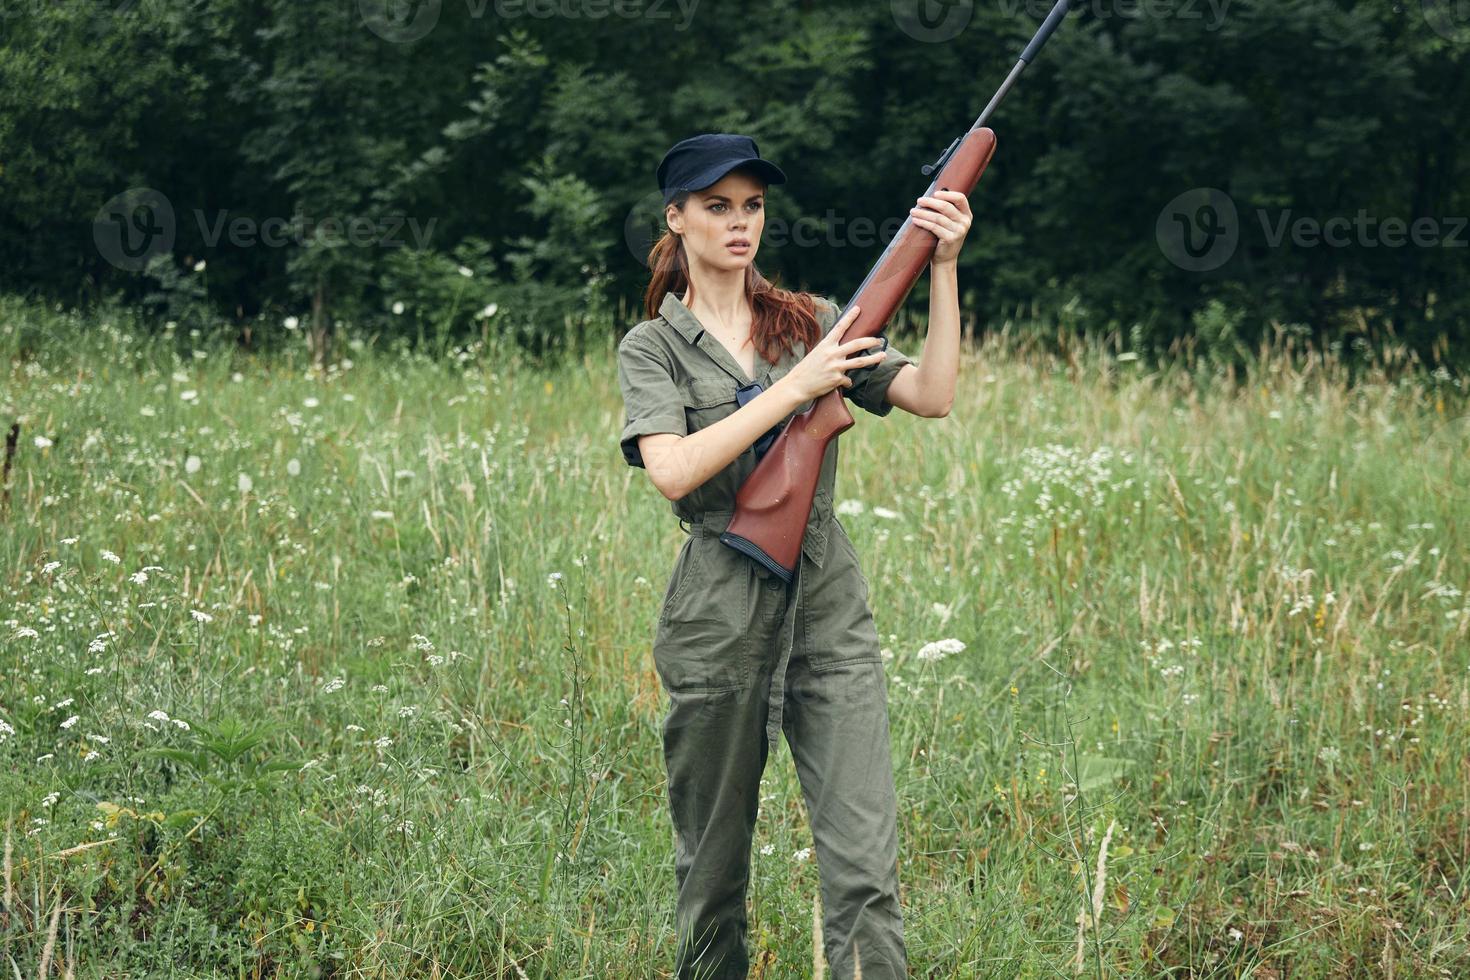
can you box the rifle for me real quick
[719,0,1079,583]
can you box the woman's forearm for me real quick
[646,378,806,501]
[913,261,960,416]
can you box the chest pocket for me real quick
[682,377,741,431]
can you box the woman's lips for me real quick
[727,241,750,252]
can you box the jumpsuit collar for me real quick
[658,292,771,389]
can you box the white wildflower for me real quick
[916,638,966,662]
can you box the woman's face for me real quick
[666,169,766,273]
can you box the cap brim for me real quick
[678,158,787,198]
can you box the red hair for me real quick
[642,187,823,365]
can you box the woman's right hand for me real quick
[778,304,888,404]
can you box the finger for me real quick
[911,212,955,235]
[821,304,860,343]
[933,189,970,209]
[915,197,962,221]
[839,334,885,354]
[828,304,861,341]
[911,204,957,226]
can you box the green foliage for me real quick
[0,0,1465,362]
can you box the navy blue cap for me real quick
[656,133,787,206]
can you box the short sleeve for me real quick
[817,298,914,418]
[617,334,687,468]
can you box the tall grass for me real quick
[1,294,1466,978]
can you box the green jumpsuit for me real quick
[618,291,913,980]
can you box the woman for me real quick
[617,132,971,979]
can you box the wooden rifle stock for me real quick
[720,0,1077,583]
[719,128,997,583]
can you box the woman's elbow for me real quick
[636,433,687,499]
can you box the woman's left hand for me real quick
[909,189,973,267]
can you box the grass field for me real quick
[2,297,1467,978]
